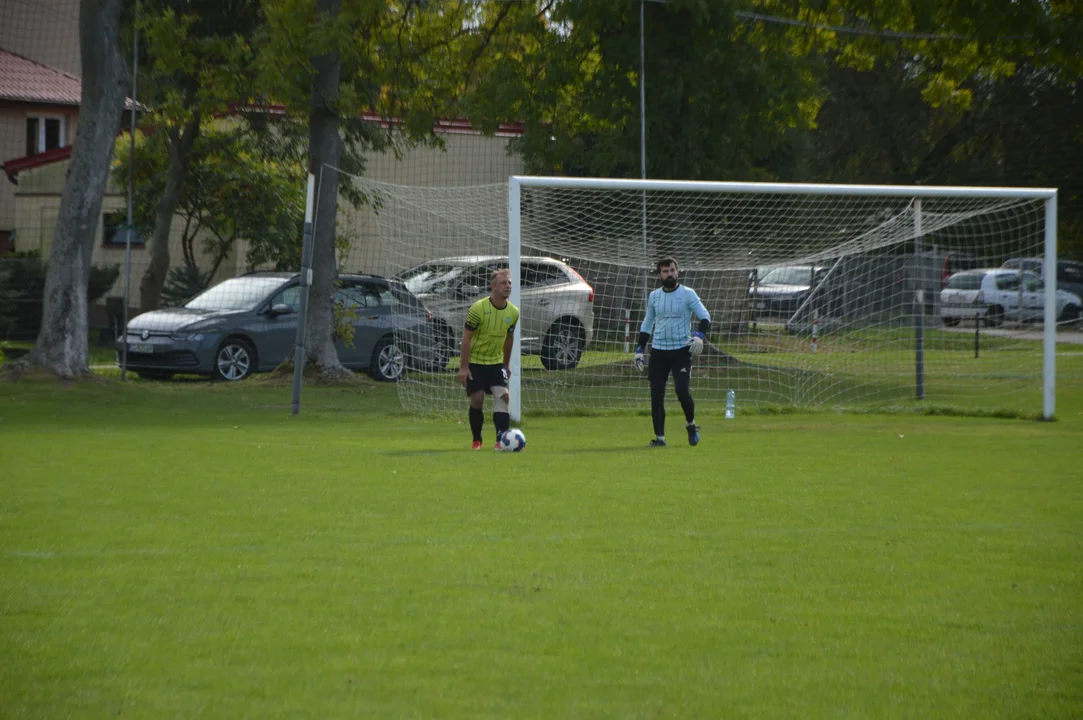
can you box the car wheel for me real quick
[1058,304,1081,324]
[213,336,255,381]
[430,322,454,372]
[371,336,406,382]
[987,305,1005,327]
[942,317,960,327]
[135,371,175,381]
[541,319,584,371]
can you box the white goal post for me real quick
[336,170,1060,421]
[507,176,1058,421]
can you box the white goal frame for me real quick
[507,176,1059,421]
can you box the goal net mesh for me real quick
[334,172,1056,417]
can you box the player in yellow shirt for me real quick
[457,268,521,450]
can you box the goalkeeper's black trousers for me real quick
[647,347,695,438]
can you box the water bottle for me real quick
[725,389,736,419]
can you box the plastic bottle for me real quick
[725,389,736,419]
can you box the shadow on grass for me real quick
[1,374,405,429]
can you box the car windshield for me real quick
[398,263,468,295]
[184,277,290,311]
[759,267,815,285]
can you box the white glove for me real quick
[633,346,646,372]
[689,331,705,357]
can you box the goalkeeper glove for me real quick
[633,346,646,372]
[689,331,705,357]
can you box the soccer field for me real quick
[1,376,1081,718]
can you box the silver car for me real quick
[397,256,595,370]
[940,268,1082,327]
[117,272,442,381]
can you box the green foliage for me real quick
[253,0,503,204]
[132,0,262,124]
[332,294,359,348]
[0,257,120,339]
[461,0,823,180]
[113,128,306,279]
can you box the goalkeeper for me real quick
[458,268,520,450]
[633,257,711,447]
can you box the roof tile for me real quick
[0,47,82,105]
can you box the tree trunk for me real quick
[304,0,352,381]
[139,116,201,311]
[13,0,128,379]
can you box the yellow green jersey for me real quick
[465,297,520,365]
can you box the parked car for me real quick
[117,272,443,381]
[1001,257,1083,301]
[939,268,1082,327]
[748,265,825,318]
[396,255,595,370]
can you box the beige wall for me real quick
[0,104,78,234]
[14,128,524,308]
[0,0,82,77]
[337,132,524,277]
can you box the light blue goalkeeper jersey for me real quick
[640,284,711,350]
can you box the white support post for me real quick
[1043,194,1058,420]
[508,177,523,423]
[624,308,631,353]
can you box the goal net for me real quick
[334,173,1060,420]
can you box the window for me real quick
[1023,273,1044,292]
[375,287,400,307]
[524,263,566,287]
[947,273,983,290]
[271,286,301,312]
[26,115,66,156]
[1058,263,1083,285]
[337,283,380,309]
[101,210,143,246]
[995,273,1020,291]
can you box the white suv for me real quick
[397,256,595,370]
[940,268,1082,327]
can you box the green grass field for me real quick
[2,372,1082,718]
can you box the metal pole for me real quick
[291,172,317,415]
[121,10,138,382]
[914,198,924,400]
[1043,195,1057,419]
[508,177,522,423]
[639,0,649,302]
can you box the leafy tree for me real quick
[255,0,518,379]
[798,0,1083,255]
[462,0,823,181]
[4,0,129,379]
[113,127,305,305]
[128,0,264,311]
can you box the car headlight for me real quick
[170,332,205,342]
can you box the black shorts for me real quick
[465,363,508,395]
[648,347,693,384]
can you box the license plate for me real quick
[130,343,153,354]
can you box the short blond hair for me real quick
[491,268,511,283]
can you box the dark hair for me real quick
[656,257,678,273]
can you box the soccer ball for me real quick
[499,428,527,452]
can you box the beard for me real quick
[662,277,678,289]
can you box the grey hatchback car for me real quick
[117,272,442,381]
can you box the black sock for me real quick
[493,411,510,440]
[469,407,484,441]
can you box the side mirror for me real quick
[269,303,295,316]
